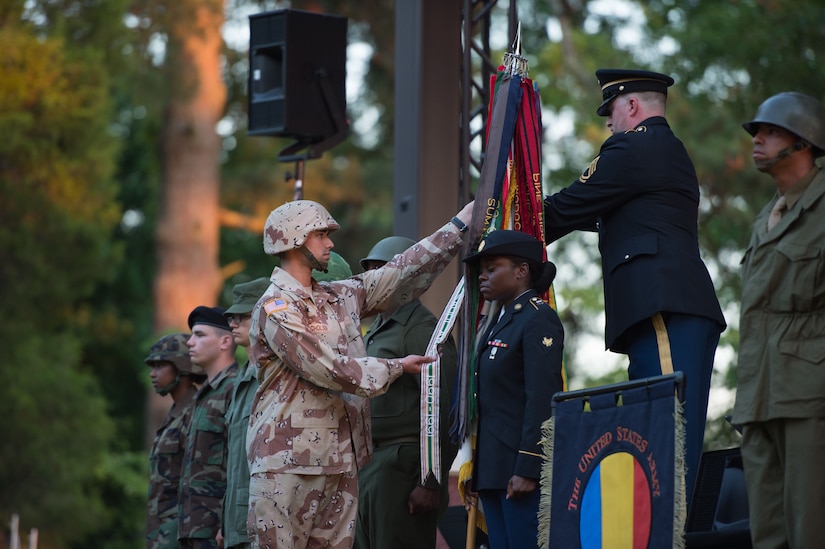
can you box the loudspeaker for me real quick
[248,9,347,139]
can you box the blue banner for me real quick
[539,376,686,549]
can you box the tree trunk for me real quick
[149,0,227,444]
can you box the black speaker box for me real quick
[248,9,347,139]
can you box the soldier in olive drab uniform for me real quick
[217,278,271,549]
[735,92,825,549]
[178,307,238,549]
[146,333,208,549]
[353,236,459,549]
[246,199,474,549]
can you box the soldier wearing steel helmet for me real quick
[247,199,473,549]
[353,236,459,549]
[145,333,207,549]
[733,91,825,549]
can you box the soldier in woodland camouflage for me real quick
[178,307,238,549]
[146,333,207,549]
[246,199,474,549]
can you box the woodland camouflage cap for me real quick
[144,333,206,378]
[263,200,340,255]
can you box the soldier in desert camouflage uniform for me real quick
[217,258,356,548]
[146,333,207,549]
[246,199,473,549]
[178,307,239,549]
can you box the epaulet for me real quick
[529,296,548,310]
[624,125,648,134]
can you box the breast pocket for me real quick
[770,242,823,312]
[193,415,226,466]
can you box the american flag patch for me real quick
[263,298,288,315]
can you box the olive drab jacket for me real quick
[733,167,825,424]
[247,221,465,477]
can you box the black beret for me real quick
[463,230,545,264]
[595,68,674,116]
[187,305,230,331]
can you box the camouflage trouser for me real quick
[248,471,358,549]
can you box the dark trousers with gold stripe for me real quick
[625,312,721,506]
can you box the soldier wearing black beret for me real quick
[178,305,238,548]
[543,68,726,505]
[462,230,564,549]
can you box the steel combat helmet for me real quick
[743,92,825,156]
[359,236,416,270]
[263,200,340,255]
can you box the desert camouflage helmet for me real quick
[263,200,340,255]
[360,236,416,269]
[743,92,825,156]
[144,333,206,379]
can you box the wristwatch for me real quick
[450,216,468,233]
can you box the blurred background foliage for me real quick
[2,0,824,546]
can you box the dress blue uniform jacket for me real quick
[543,116,725,352]
[473,290,564,491]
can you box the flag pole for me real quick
[465,504,477,549]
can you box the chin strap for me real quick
[300,245,328,272]
[155,376,180,396]
[759,141,806,170]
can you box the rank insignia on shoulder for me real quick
[263,298,288,315]
[529,297,545,310]
[542,337,554,348]
[625,125,647,134]
[579,156,600,183]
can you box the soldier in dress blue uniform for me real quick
[463,230,565,549]
[543,68,727,504]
